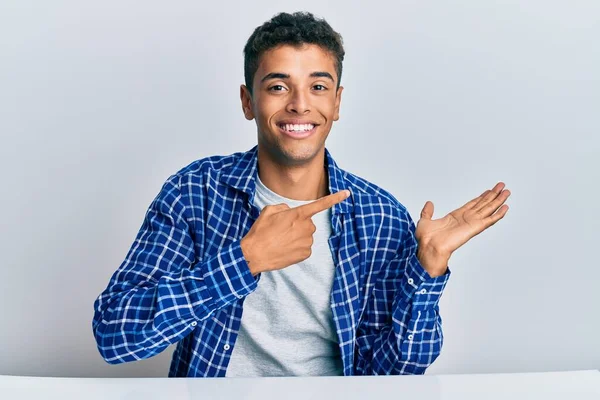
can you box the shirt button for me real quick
[191,321,197,327]
[420,289,427,294]
[408,278,414,285]
[408,334,414,340]
[224,344,231,351]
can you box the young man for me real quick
[92,12,510,377]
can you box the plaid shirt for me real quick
[92,145,450,377]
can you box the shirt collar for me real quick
[219,145,354,215]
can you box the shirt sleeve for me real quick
[92,176,258,365]
[354,212,451,375]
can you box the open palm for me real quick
[415,182,511,259]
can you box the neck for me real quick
[257,147,329,201]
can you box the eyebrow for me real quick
[260,71,335,83]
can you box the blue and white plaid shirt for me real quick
[92,145,451,377]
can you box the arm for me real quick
[355,182,510,374]
[92,177,257,364]
[354,215,450,375]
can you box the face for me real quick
[240,44,343,167]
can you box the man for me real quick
[92,11,510,377]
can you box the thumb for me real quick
[261,203,289,215]
[420,201,434,220]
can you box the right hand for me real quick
[240,190,351,276]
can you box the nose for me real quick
[285,89,310,114]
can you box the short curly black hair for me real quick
[243,11,345,95]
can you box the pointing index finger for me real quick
[296,190,350,218]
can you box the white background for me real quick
[0,0,598,377]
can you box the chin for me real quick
[275,142,323,166]
[258,129,327,166]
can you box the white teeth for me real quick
[281,123,315,132]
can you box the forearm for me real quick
[355,253,450,375]
[370,295,444,374]
[92,240,257,364]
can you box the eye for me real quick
[313,84,327,91]
[268,85,286,92]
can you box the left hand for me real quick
[415,182,511,277]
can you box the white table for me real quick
[1,370,599,399]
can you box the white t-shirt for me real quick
[225,176,343,377]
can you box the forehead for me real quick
[256,44,337,78]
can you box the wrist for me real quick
[240,237,262,276]
[417,244,449,278]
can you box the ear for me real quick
[333,86,343,121]
[240,84,255,120]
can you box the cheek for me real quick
[255,99,278,124]
[318,96,337,115]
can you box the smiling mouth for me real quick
[278,123,317,132]
[277,123,318,139]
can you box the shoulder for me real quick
[151,151,247,221]
[162,150,246,188]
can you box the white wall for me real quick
[0,0,598,377]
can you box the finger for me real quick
[483,204,509,228]
[479,189,511,217]
[465,190,490,210]
[296,190,350,218]
[474,183,505,212]
[471,182,506,210]
[308,219,317,235]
